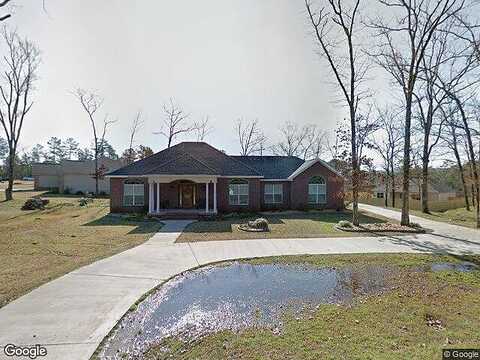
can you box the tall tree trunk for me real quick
[421,155,430,214]
[391,161,396,208]
[472,183,476,206]
[421,119,431,213]
[385,181,389,207]
[384,170,390,207]
[452,139,470,211]
[455,97,480,228]
[94,139,99,197]
[401,95,412,226]
[350,107,359,226]
[5,150,14,201]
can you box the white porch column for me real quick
[213,181,217,213]
[156,182,160,212]
[205,182,209,213]
[148,182,154,213]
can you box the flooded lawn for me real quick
[97,257,478,360]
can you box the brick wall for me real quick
[109,168,343,214]
[217,177,261,212]
[110,177,148,213]
[290,162,344,210]
[260,181,291,210]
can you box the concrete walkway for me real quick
[0,210,479,360]
[359,203,480,252]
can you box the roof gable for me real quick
[288,159,344,180]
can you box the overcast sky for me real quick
[6,0,389,157]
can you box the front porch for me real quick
[147,175,218,215]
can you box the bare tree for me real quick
[256,135,269,156]
[193,115,213,141]
[301,124,327,160]
[0,28,40,200]
[72,88,115,196]
[370,0,465,225]
[154,98,193,148]
[439,89,480,227]
[274,122,326,159]
[129,110,142,151]
[414,28,454,213]
[274,121,307,157]
[236,118,265,156]
[305,0,369,225]
[440,103,470,210]
[372,107,403,207]
[124,110,143,164]
[0,0,48,21]
[433,18,480,227]
[0,0,12,21]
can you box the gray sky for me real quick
[8,0,383,156]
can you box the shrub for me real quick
[99,191,107,196]
[63,187,71,195]
[338,220,353,229]
[22,198,49,210]
[247,218,269,231]
[75,191,84,196]
[78,197,93,206]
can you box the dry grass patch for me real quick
[0,190,162,307]
[0,180,33,190]
[411,208,478,229]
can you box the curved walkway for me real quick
[1,209,479,360]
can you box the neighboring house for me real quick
[32,158,124,194]
[106,142,344,215]
[372,180,457,201]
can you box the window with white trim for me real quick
[229,179,249,205]
[376,192,384,199]
[308,176,326,204]
[124,181,145,206]
[264,183,283,204]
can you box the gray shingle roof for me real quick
[231,156,305,179]
[107,142,262,177]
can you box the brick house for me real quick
[106,142,344,215]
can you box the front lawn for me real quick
[411,207,478,229]
[0,190,162,307]
[176,210,392,242]
[145,253,480,360]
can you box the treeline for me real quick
[0,135,154,179]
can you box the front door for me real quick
[180,184,195,208]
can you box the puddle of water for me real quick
[99,262,391,359]
[430,262,478,272]
[99,261,478,359]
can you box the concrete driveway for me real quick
[0,207,479,360]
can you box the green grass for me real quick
[0,190,162,307]
[176,210,391,242]
[144,253,480,360]
[411,207,478,229]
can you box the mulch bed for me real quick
[238,224,269,232]
[336,223,425,234]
